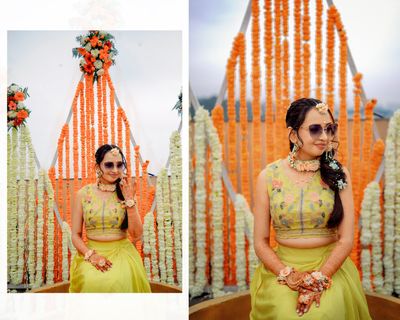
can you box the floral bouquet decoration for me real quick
[7,84,31,130]
[72,30,118,82]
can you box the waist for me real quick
[276,235,337,249]
[274,227,337,239]
[86,237,131,250]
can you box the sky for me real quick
[190,0,400,115]
[8,31,182,174]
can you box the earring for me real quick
[96,169,102,179]
[291,143,299,157]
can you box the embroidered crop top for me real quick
[80,184,127,238]
[266,159,337,239]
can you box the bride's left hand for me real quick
[119,174,136,200]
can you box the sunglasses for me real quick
[103,161,125,170]
[300,123,338,139]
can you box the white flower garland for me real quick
[242,196,259,281]
[8,129,20,284]
[191,107,207,297]
[203,111,224,297]
[7,133,12,283]
[149,212,159,282]
[61,221,70,281]
[393,110,400,294]
[26,127,36,286]
[46,171,55,284]
[170,131,182,286]
[234,195,247,291]
[156,168,167,283]
[189,122,195,292]
[370,183,384,293]
[143,212,153,279]
[161,168,174,285]
[16,126,27,284]
[34,170,45,288]
[383,110,398,294]
[361,182,384,292]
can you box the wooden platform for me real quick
[30,281,181,293]
[189,290,400,320]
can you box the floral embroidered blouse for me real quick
[266,159,337,239]
[80,184,127,238]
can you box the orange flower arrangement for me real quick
[7,84,31,130]
[73,31,117,82]
[315,0,323,100]
[106,71,116,144]
[72,82,82,194]
[117,107,123,149]
[326,6,336,114]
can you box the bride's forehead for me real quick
[103,151,122,162]
[303,108,332,125]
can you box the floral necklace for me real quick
[287,152,320,172]
[97,181,116,192]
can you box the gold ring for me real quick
[98,259,106,267]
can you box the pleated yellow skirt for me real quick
[250,243,371,319]
[69,238,151,293]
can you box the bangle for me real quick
[122,199,136,208]
[277,266,293,283]
[311,271,333,289]
[84,249,95,261]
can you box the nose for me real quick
[320,128,328,140]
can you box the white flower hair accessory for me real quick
[315,103,329,114]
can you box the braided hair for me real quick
[95,144,128,230]
[285,98,347,228]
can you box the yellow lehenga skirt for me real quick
[69,238,151,293]
[250,243,372,319]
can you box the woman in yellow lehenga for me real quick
[250,98,371,319]
[69,144,151,293]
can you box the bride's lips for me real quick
[315,144,327,150]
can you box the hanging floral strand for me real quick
[293,0,302,99]
[315,0,323,100]
[265,0,274,164]
[325,6,336,113]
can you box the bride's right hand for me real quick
[89,253,113,272]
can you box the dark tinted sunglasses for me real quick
[103,161,125,170]
[300,123,338,139]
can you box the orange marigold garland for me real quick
[227,34,240,285]
[56,126,65,281]
[102,73,108,143]
[274,0,283,160]
[325,6,336,114]
[211,104,229,283]
[315,0,323,100]
[264,0,274,164]
[336,11,349,166]
[351,73,363,211]
[117,107,123,150]
[282,0,290,145]
[97,77,103,146]
[107,71,116,144]
[293,0,302,100]
[252,0,262,188]
[73,82,82,194]
[360,99,377,195]
[370,139,385,181]
[80,79,87,186]
[302,0,311,98]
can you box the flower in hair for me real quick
[328,159,340,171]
[315,103,328,114]
[337,179,347,190]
